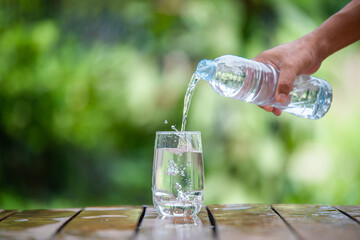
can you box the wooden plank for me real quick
[334,205,360,223]
[134,206,214,240]
[56,206,143,240]
[0,208,81,240]
[0,210,17,222]
[272,204,360,240]
[207,204,296,240]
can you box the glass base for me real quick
[153,201,202,217]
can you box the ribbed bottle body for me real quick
[202,55,332,119]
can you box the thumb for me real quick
[276,68,296,103]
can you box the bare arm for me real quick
[254,0,360,116]
[314,0,360,61]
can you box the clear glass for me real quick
[152,131,204,216]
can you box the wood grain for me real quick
[0,210,17,222]
[134,206,214,240]
[272,204,360,240]
[56,206,143,240]
[207,204,297,240]
[0,208,81,240]
[1,204,360,240]
[335,205,360,223]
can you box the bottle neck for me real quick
[195,59,216,81]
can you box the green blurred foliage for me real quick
[0,0,359,209]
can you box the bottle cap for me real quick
[195,59,216,81]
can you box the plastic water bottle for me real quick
[195,55,332,119]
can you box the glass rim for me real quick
[155,131,201,135]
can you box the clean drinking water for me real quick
[181,74,200,131]
[153,147,204,216]
[180,55,332,133]
[161,54,332,217]
[195,55,332,119]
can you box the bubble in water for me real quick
[185,178,192,188]
[175,182,190,201]
[164,159,179,176]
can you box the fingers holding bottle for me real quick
[259,105,282,116]
[275,67,297,103]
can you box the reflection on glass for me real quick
[152,216,203,240]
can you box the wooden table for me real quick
[0,204,359,239]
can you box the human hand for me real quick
[253,34,323,116]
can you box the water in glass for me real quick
[152,131,204,216]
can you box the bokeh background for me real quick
[1,0,359,209]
